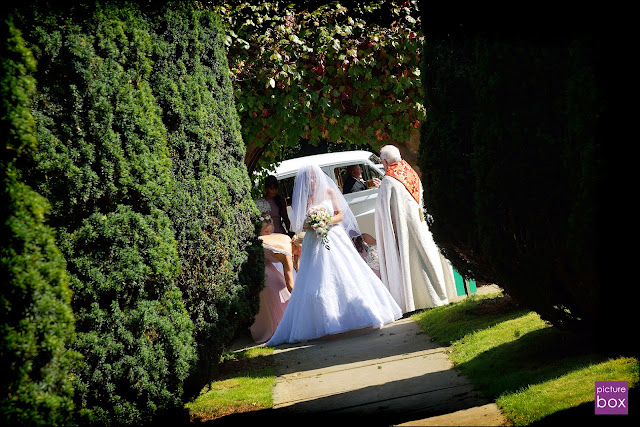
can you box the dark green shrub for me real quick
[148,2,263,393]
[59,206,195,425]
[11,1,198,424]
[8,0,264,423]
[420,26,604,335]
[1,15,79,426]
[0,179,80,427]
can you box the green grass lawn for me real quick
[185,346,275,422]
[412,291,639,425]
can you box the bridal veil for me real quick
[290,163,360,239]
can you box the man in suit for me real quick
[343,164,368,194]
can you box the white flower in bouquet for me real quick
[305,205,333,250]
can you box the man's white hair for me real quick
[380,145,402,163]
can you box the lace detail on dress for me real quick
[261,243,292,257]
[363,242,380,271]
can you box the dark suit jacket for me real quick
[343,176,367,194]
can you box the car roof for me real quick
[273,150,378,177]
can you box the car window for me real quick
[362,163,382,180]
[333,168,344,192]
[335,163,383,194]
[333,166,349,193]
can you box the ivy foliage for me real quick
[210,0,424,170]
[420,25,603,333]
[1,15,79,426]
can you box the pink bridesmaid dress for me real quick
[250,245,292,343]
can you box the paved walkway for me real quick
[224,285,510,426]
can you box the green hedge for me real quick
[4,1,264,424]
[16,2,197,424]
[0,179,80,427]
[148,3,264,394]
[419,26,603,334]
[1,15,79,426]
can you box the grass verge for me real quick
[185,346,275,422]
[412,291,639,425]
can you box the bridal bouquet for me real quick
[306,205,332,250]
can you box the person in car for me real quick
[342,164,368,194]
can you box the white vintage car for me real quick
[272,150,385,239]
[270,150,479,297]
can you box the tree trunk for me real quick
[394,128,421,177]
[244,141,265,175]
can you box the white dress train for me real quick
[265,200,402,346]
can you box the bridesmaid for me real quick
[249,216,296,344]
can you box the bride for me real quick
[265,164,402,346]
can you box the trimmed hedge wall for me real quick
[4,1,264,424]
[419,26,605,336]
[1,16,79,426]
[148,3,264,394]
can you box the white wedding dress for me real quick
[265,200,402,347]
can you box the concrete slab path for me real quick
[269,316,508,426]
[221,285,511,426]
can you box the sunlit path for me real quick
[270,315,504,424]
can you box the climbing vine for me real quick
[208,0,423,170]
